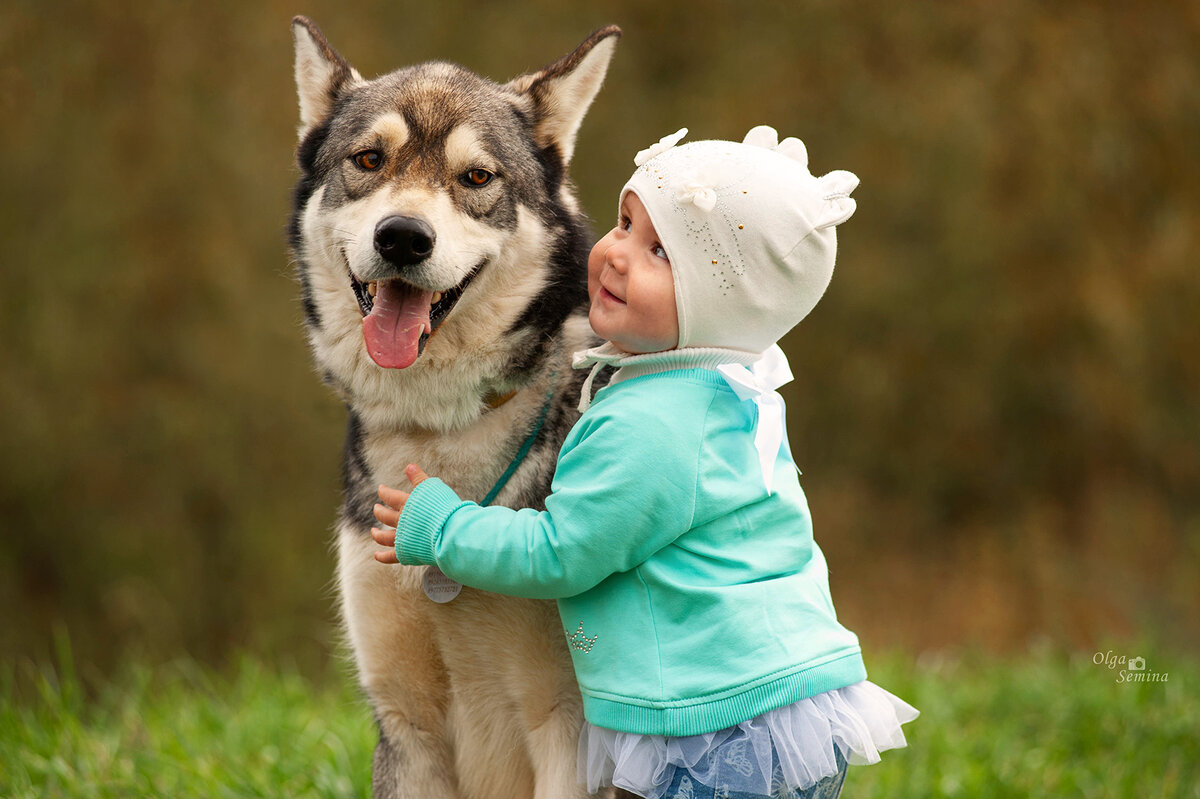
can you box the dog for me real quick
[289,16,622,799]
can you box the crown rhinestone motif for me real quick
[566,621,598,654]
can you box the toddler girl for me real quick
[371,126,917,799]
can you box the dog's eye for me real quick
[353,150,383,171]
[461,169,494,187]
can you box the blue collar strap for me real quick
[481,381,557,507]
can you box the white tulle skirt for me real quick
[579,681,918,798]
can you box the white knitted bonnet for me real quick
[621,126,859,353]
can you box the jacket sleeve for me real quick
[394,391,705,599]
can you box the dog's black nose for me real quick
[374,216,436,267]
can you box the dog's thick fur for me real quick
[289,16,621,799]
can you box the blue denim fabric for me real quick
[659,746,848,799]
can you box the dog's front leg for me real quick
[339,529,460,799]
[372,718,459,799]
[499,599,594,799]
[527,710,592,799]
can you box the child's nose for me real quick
[605,241,630,271]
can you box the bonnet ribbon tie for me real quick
[572,342,628,412]
[716,344,794,494]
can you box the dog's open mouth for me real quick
[348,262,482,369]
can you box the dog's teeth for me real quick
[432,292,443,304]
[368,282,378,297]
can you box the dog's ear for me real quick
[292,16,362,137]
[507,26,621,167]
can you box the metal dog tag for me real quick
[422,566,463,604]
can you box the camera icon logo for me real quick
[1127,656,1146,672]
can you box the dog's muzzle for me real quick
[347,217,484,370]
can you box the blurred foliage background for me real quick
[1,0,1197,678]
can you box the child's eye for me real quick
[618,216,632,232]
[653,244,669,261]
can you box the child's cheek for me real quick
[586,247,604,300]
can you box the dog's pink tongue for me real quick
[363,281,433,369]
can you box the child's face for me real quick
[587,191,679,354]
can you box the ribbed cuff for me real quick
[396,478,470,566]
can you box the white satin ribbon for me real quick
[716,344,794,494]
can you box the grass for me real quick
[852,645,1199,798]
[2,643,1197,798]
[1,642,376,798]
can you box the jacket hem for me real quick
[580,650,867,737]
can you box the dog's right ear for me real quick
[292,16,361,137]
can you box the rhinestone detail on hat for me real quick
[634,147,755,297]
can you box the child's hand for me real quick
[371,464,430,564]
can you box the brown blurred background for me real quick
[2,0,1197,677]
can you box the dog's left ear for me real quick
[507,25,621,167]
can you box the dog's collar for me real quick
[480,377,557,507]
[483,388,518,410]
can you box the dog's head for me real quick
[290,17,619,371]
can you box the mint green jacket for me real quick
[396,367,866,737]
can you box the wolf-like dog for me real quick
[289,16,621,799]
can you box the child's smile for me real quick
[587,191,679,354]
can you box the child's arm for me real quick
[368,439,699,598]
[369,387,712,598]
[370,464,428,564]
